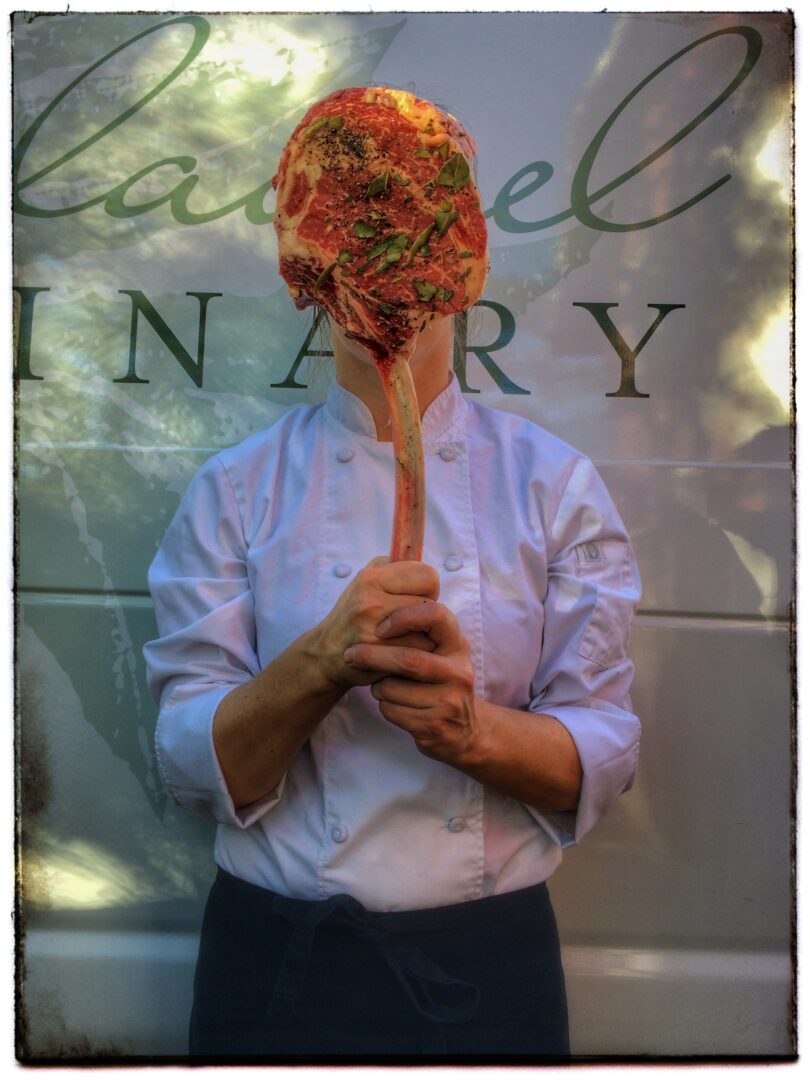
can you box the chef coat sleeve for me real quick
[143,453,284,829]
[527,454,641,847]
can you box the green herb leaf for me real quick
[435,209,459,237]
[438,141,449,160]
[435,286,454,302]
[303,116,329,139]
[337,250,353,265]
[353,220,377,238]
[440,200,452,212]
[366,235,398,260]
[436,152,470,191]
[375,233,408,272]
[413,279,438,302]
[461,266,472,279]
[459,250,474,258]
[413,148,431,159]
[393,173,411,186]
[366,170,390,198]
[304,115,343,139]
[313,261,337,290]
[406,223,436,266]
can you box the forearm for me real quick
[213,627,344,810]
[450,699,583,814]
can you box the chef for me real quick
[144,86,641,1060]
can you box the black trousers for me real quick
[189,867,569,1061]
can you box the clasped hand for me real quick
[314,556,480,767]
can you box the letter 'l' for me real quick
[572,302,686,398]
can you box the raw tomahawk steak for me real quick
[272,86,488,364]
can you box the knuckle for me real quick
[400,650,424,675]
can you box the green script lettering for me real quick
[488,26,762,234]
[572,301,686,397]
[14,21,762,234]
[13,16,210,219]
[114,290,222,386]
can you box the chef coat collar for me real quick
[325,373,467,442]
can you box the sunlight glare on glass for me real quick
[748,300,791,412]
[216,25,326,93]
[754,121,790,204]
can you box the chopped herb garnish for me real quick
[337,250,353,265]
[438,141,449,160]
[375,232,408,271]
[304,115,343,139]
[413,148,431,159]
[393,172,411,186]
[413,279,438,302]
[313,261,337,290]
[435,209,459,237]
[461,266,472,278]
[358,232,409,273]
[435,286,454,302]
[303,116,329,139]
[436,152,470,191]
[366,170,390,198]
[353,220,377,238]
[366,235,398,260]
[378,301,395,315]
[406,223,435,266]
[440,200,452,212]
[459,250,474,258]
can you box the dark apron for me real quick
[189,866,569,1061]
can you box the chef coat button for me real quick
[444,555,463,572]
[439,446,457,462]
[448,817,466,833]
[331,825,348,843]
[336,447,355,463]
[334,562,352,578]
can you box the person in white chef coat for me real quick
[144,132,641,1066]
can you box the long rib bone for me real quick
[375,351,425,562]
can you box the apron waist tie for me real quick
[267,891,481,1025]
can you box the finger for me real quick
[365,559,440,601]
[371,676,439,708]
[375,602,462,653]
[383,631,437,653]
[344,643,448,683]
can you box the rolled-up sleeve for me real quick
[144,454,285,828]
[528,455,641,848]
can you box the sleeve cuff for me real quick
[155,683,286,829]
[525,699,640,848]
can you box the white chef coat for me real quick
[144,374,641,912]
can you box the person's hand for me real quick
[343,601,480,767]
[313,557,440,691]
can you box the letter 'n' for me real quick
[114,290,222,386]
